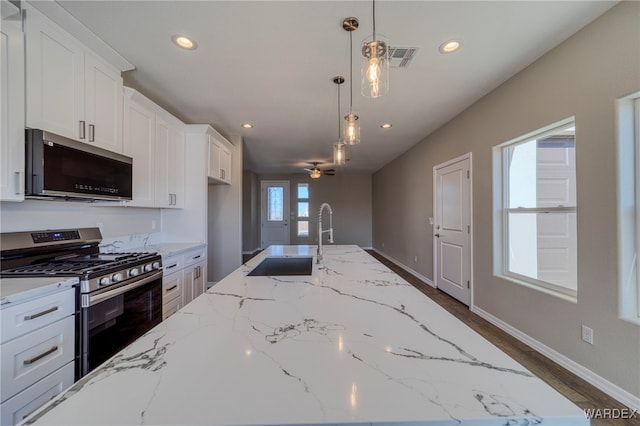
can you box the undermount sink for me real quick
[247,257,313,276]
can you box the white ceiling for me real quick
[55,0,615,175]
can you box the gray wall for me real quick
[373,2,640,400]
[249,173,373,249]
[242,169,261,253]
[208,135,243,281]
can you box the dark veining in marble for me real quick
[265,318,345,344]
[25,336,172,425]
[474,393,542,424]
[318,284,533,378]
[208,291,275,308]
[391,347,533,377]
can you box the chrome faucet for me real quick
[317,202,334,263]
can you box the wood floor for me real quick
[366,250,640,426]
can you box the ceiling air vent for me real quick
[388,47,419,68]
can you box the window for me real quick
[267,187,284,221]
[617,93,640,322]
[493,117,577,299]
[297,183,310,237]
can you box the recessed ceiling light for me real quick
[381,123,392,129]
[439,40,461,54]
[241,123,253,129]
[172,35,197,50]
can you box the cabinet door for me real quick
[123,97,155,207]
[84,53,123,153]
[154,117,171,208]
[183,266,195,307]
[208,137,221,180]
[155,117,185,208]
[193,260,207,299]
[25,13,85,141]
[219,145,231,184]
[0,14,25,201]
[166,123,185,208]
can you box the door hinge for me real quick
[467,225,470,233]
[467,280,470,288]
[466,170,470,179]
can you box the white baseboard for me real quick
[371,248,435,288]
[472,306,640,411]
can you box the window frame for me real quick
[617,93,640,323]
[493,116,578,301]
[296,183,310,237]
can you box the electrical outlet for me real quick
[414,255,418,263]
[581,325,594,344]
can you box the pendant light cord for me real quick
[349,29,353,112]
[337,82,341,139]
[372,0,376,41]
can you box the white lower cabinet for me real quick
[161,247,207,320]
[0,287,75,426]
[162,255,184,321]
[0,362,74,426]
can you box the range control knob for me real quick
[152,261,161,270]
[112,273,124,282]
[99,277,111,286]
[144,264,153,272]
[129,268,139,277]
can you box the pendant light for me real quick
[343,17,361,145]
[332,76,347,166]
[361,0,389,98]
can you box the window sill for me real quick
[495,273,578,304]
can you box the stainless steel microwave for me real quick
[25,129,133,201]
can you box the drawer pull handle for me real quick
[166,285,178,292]
[165,263,178,270]
[24,306,59,321]
[193,255,201,260]
[24,346,58,365]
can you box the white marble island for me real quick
[24,245,588,425]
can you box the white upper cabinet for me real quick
[155,115,185,208]
[123,92,156,207]
[208,134,232,185]
[25,8,123,153]
[0,4,25,202]
[124,88,185,209]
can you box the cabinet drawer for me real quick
[162,271,183,304]
[183,248,206,267]
[0,362,74,426]
[162,254,183,275]
[162,296,182,321]
[0,316,75,403]
[1,288,75,344]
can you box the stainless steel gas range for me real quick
[0,228,163,378]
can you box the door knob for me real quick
[435,234,441,238]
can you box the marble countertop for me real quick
[0,276,77,307]
[144,242,206,258]
[24,245,587,425]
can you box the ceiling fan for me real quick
[304,162,335,179]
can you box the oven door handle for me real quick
[83,271,163,308]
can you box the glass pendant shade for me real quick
[344,113,360,145]
[333,142,346,165]
[361,34,389,98]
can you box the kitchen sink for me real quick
[247,257,313,276]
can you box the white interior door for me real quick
[434,154,472,305]
[260,181,290,249]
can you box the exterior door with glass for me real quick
[261,181,290,249]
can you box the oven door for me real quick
[80,271,162,376]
